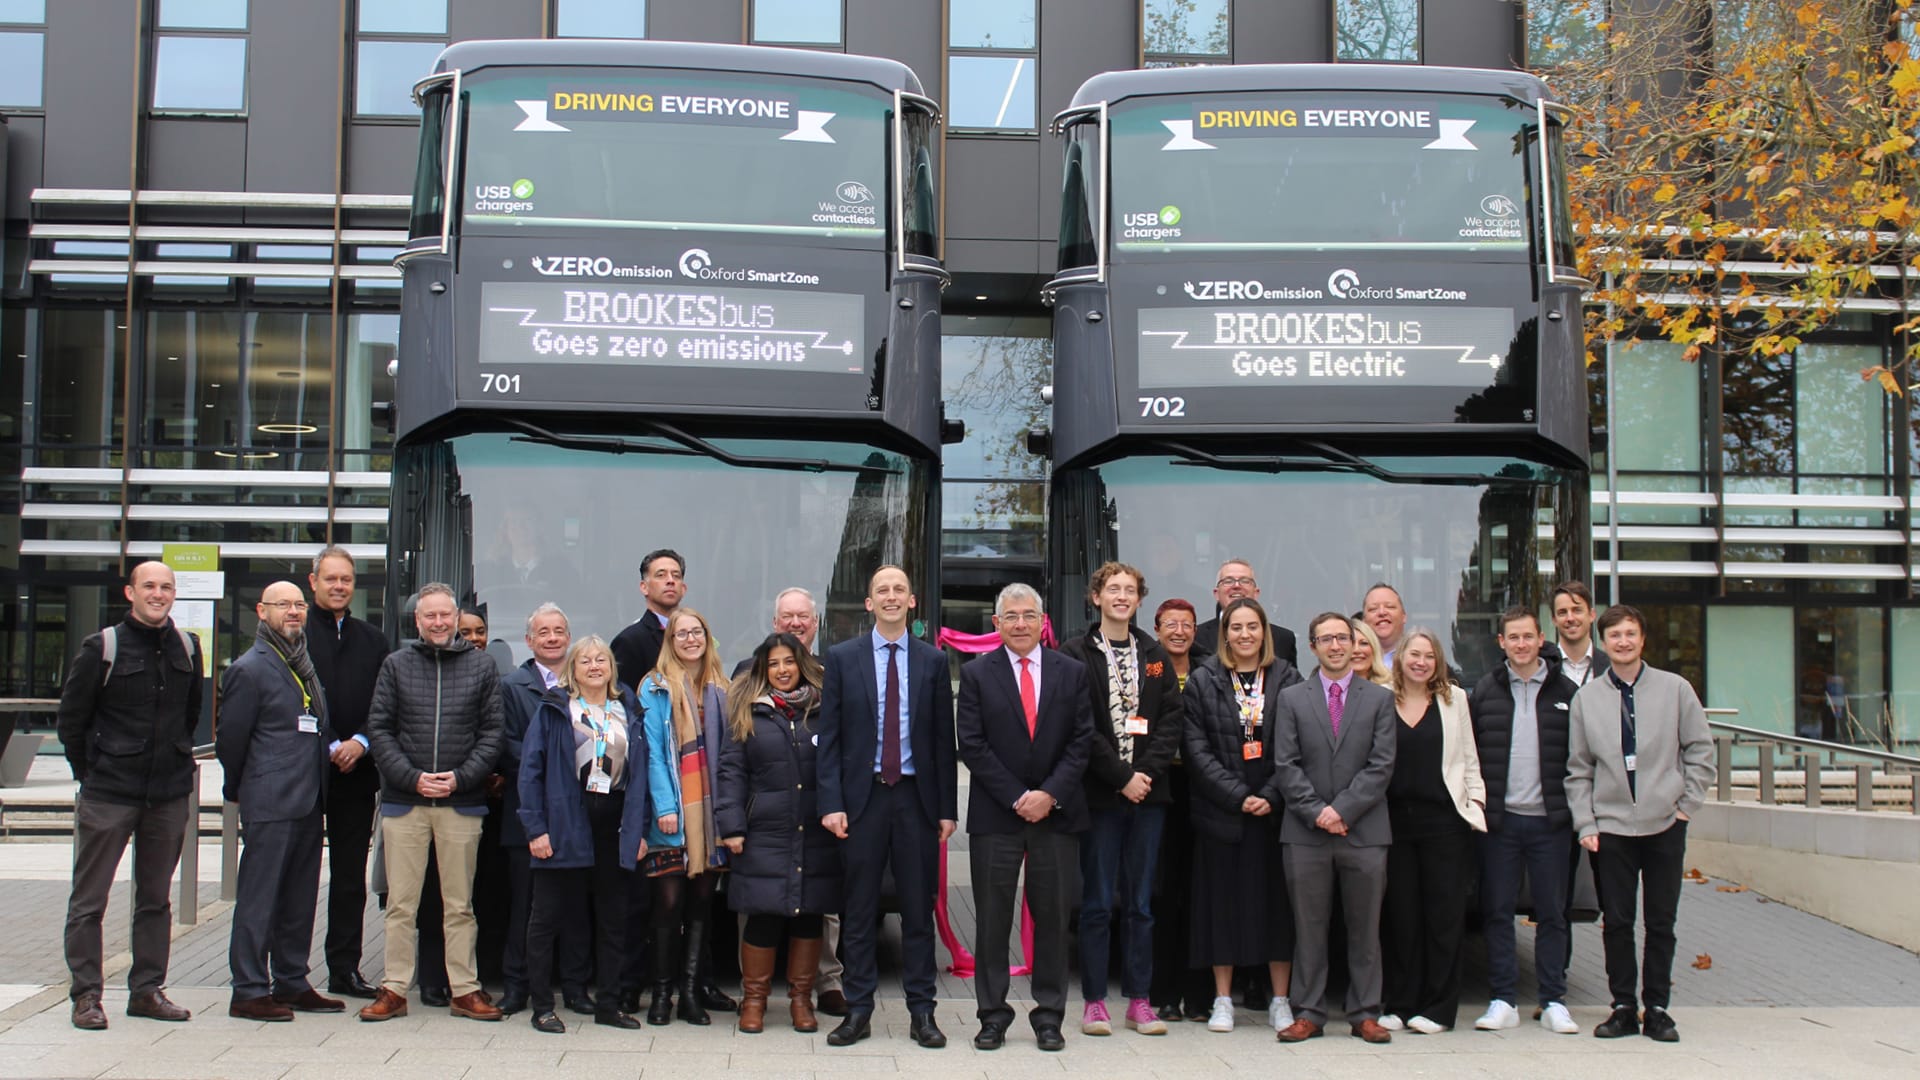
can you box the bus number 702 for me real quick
[1138,396,1186,418]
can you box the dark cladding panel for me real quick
[145,119,247,193]
[946,137,1042,246]
[1232,0,1330,64]
[3,115,40,221]
[245,0,342,192]
[1424,0,1525,70]
[451,0,542,41]
[650,0,745,44]
[346,123,422,195]
[41,0,136,189]
[846,0,940,98]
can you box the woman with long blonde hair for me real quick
[1349,619,1394,687]
[637,607,731,1026]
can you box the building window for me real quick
[949,0,1037,131]
[1142,0,1228,67]
[356,1,447,117]
[158,0,247,28]
[141,310,331,470]
[1526,0,1604,68]
[1334,0,1421,63]
[153,35,249,113]
[554,0,646,39]
[753,0,841,46]
[0,0,45,110]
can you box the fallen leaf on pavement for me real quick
[1692,953,1713,970]
[1683,868,1708,883]
[1716,884,1748,893]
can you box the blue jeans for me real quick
[1480,812,1571,1006]
[1079,803,1166,1001]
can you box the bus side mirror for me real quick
[1025,427,1051,455]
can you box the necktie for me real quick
[881,643,902,784]
[1018,657,1038,737]
[1328,681,1345,739]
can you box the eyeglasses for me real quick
[262,600,309,612]
[1312,633,1354,646]
[997,612,1043,625]
[1216,576,1256,588]
[1158,621,1196,633]
[673,627,707,641]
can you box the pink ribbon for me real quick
[936,839,1035,977]
[935,619,1057,653]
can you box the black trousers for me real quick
[618,867,652,994]
[473,808,510,984]
[1594,819,1688,1011]
[840,776,940,1014]
[970,825,1078,1031]
[526,794,628,1012]
[229,807,325,998]
[322,769,377,979]
[743,912,825,947]
[1149,764,1211,1012]
[1380,816,1475,1027]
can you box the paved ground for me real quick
[4,759,1919,1077]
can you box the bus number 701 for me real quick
[480,373,522,395]
[1138,396,1186,418]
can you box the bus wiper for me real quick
[505,419,898,476]
[1157,440,1533,487]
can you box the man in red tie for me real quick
[956,584,1095,1053]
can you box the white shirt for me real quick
[1006,644,1042,703]
[1560,642,1595,685]
[534,661,559,690]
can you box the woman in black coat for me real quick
[1182,597,1303,1035]
[714,632,843,1034]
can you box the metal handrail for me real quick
[1707,717,1920,814]
[1707,720,1920,772]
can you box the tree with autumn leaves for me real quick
[1537,0,1919,389]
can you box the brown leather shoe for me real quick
[272,988,346,1013]
[1276,1017,1324,1043]
[228,995,295,1022]
[1351,1018,1393,1044]
[127,990,191,1021]
[358,988,409,1022]
[450,990,504,1021]
[817,989,849,1017]
[71,992,108,1031]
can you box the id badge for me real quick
[1623,753,1637,772]
[296,714,320,735]
[586,764,613,795]
[1125,716,1150,736]
[1242,740,1264,761]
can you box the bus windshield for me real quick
[1108,91,1534,255]
[459,67,889,243]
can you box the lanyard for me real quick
[1095,635,1140,715]
[578,698,616,760]
[1232,668,1264,740]
[265,643,312,713]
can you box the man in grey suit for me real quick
[218,581,343,1021]
[1269,612,1397,1045]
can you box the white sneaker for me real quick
[1540,1002,1579,1034]
[1474,1000,1520,1030]
[1206,996,1235,1033]
[1375,1014,1405,1031]
[1407,1015,1447,1034]
[1267,996,1294,1032]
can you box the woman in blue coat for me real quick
[516,635,650,1034]
[715,633,844,1034]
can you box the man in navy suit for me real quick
[218,581,342,1021]
[817,565,956,1050]
[956,583,1094,1053]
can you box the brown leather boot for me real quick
[786,936,822,1033]
[737,944,777,1034]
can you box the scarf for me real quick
[1095,635,1140,764]
[674,675,719,875]
[769,683,819,723]
[259,618,321,716]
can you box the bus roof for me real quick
[431,39,924,96]
[1067,64,1551,111]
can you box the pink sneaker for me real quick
[1125,998,1168,1035]
[1081,1000,1112,1036]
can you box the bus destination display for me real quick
[1136,303,1516,389]
[477,280,866,374]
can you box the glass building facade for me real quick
[2,1,1915,754]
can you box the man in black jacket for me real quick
[1466,607,1580,1036]
[1059,562,1183,1038]
[358,582,505,1023]
[305,546,388,999]
[609,549,685,686]
[58,561,203,1030]
[1193,559,1298,667]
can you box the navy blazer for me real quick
[216,640,331,823]
[497,659,549,846]
[816,633,957,828]
[516,686,651,871]
[955,646,1095,835]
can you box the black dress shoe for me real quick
[696,984,738,1012]
[619,989,642,1014]
[1594,1004,1640,1039]
[826,1011,872,1046]
[646,987,674,1026]
[530,1010,565,1034]
[564,991,597,1016]
[973,1022,1006,1050]
[497,990,528,1016]
[816,989,849,1017]
[910,1012,947,1048]
[596,1009,644,1030]
[420,986,451,1008]
[1155,1003,1183,1023]
[1641,1007,1679,1042]
[1034,1025,1066,1052]
[328,972,379,1000]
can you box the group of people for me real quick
[55,549,1713,1054]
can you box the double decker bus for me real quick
[388,40,946,659]
[1046,64,1589,680]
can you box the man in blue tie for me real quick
[816,566,956,1049]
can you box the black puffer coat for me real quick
[1468,657,1579,830]
[1182,655,1301,843]
[715,695,844,917]
[365,636,503,807]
